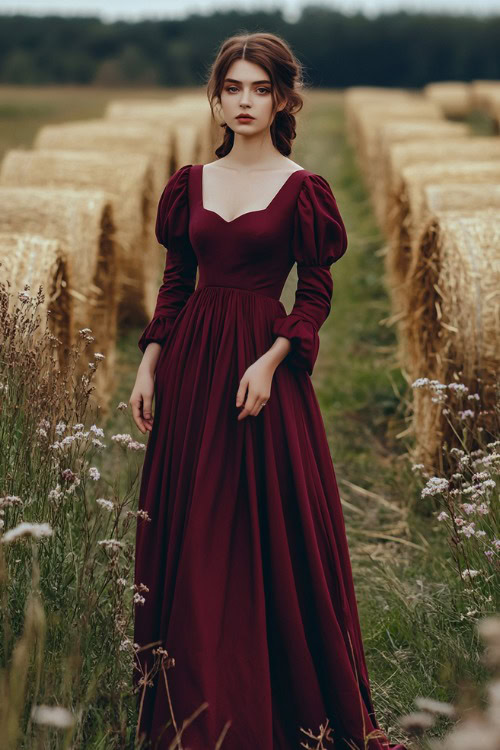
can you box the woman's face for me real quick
[218,58,282,135]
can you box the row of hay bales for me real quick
[345,84,500,471]
[0,93,219,412]
[422,80,500,130]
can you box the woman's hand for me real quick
[236,353,277,420]
[130,369,156,433]
[130,343,161,433]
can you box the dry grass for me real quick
[0,232,72,361]
[0,185,118,410]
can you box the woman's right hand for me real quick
[130,343,161,434]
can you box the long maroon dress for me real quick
[133,163,407,750]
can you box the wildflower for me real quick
[111,433,133,445]
[55,421,67,436]
[398,711,435,734]
[60,436,77,447]
[88,467,100,481]
[459,523,476,538]
[134,593,146,606]
[413,696,455,717]
[458,410,475,419]
[96,498,114,511]
[90,425,105,438]
[117,577,127,586]
[48,486,63,501]
[411,463,425,472]
[461,503,477,515]
[447,382,469,394]
[94,352,105,360]
[36,427,48,438]
[92,439,106,449]
[461,569,480,579]
[117,401,128,410]
[97,538,123,550]
[421,476,449,497]
[31,704,75,728]
[0,495,23,508]
[127,440,146,452]
[61,468,77,483]
[1,522,53,544]
[73,423,85,431]
[79,328,92,335]
[436,511,449,521]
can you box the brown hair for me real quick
[205,32,308,158]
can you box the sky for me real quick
[1,0,499,22]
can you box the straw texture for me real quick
[0,231,73,363]
[0,186,118,409]
[0,147,159,324]
[406,208,500,468]
[423,81,472,118]
[34,119,171,197]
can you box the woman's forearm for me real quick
[138,342,162,376]
[260,336,292,370]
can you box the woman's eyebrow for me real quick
[224,78,272,85]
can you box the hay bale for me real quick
[386,160,500,296]
[385,161,500,372]
[422,81,472,118]
[388,136,500,188]
[405,208,500,469]
[105,96,215,167]
[343,87,414,144]
[372,121,470,227]
[0,186,118,411]
[422,182,500,213]
[349,100,443,178]
[0,148,159,324]
[0,232,73,363]
[470,80,500,115]
[34,119,172,197]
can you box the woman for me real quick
[130,31,407,750]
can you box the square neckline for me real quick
[198,163,306,224]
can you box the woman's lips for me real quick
[236,116,254,121]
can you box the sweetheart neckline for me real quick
[199,164,306,224]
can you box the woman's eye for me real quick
[225,86,270,94]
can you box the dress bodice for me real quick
[188,163,308,300]
[141,162,348,376]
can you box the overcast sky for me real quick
[2,0,500,22]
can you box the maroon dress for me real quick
[134,164,407,750]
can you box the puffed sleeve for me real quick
[272,173,348,375]
[138,164,198,353]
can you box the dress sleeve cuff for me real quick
[272,314,319,376]
[138,315,177,354]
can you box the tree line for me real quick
[0,8,499,88]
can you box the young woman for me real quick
[130,31,407,750]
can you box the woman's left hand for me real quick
[236,354,276,420]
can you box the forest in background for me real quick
[0,8,499,89]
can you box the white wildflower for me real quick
[2,522,53,544]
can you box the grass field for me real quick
[1,85,497,749]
